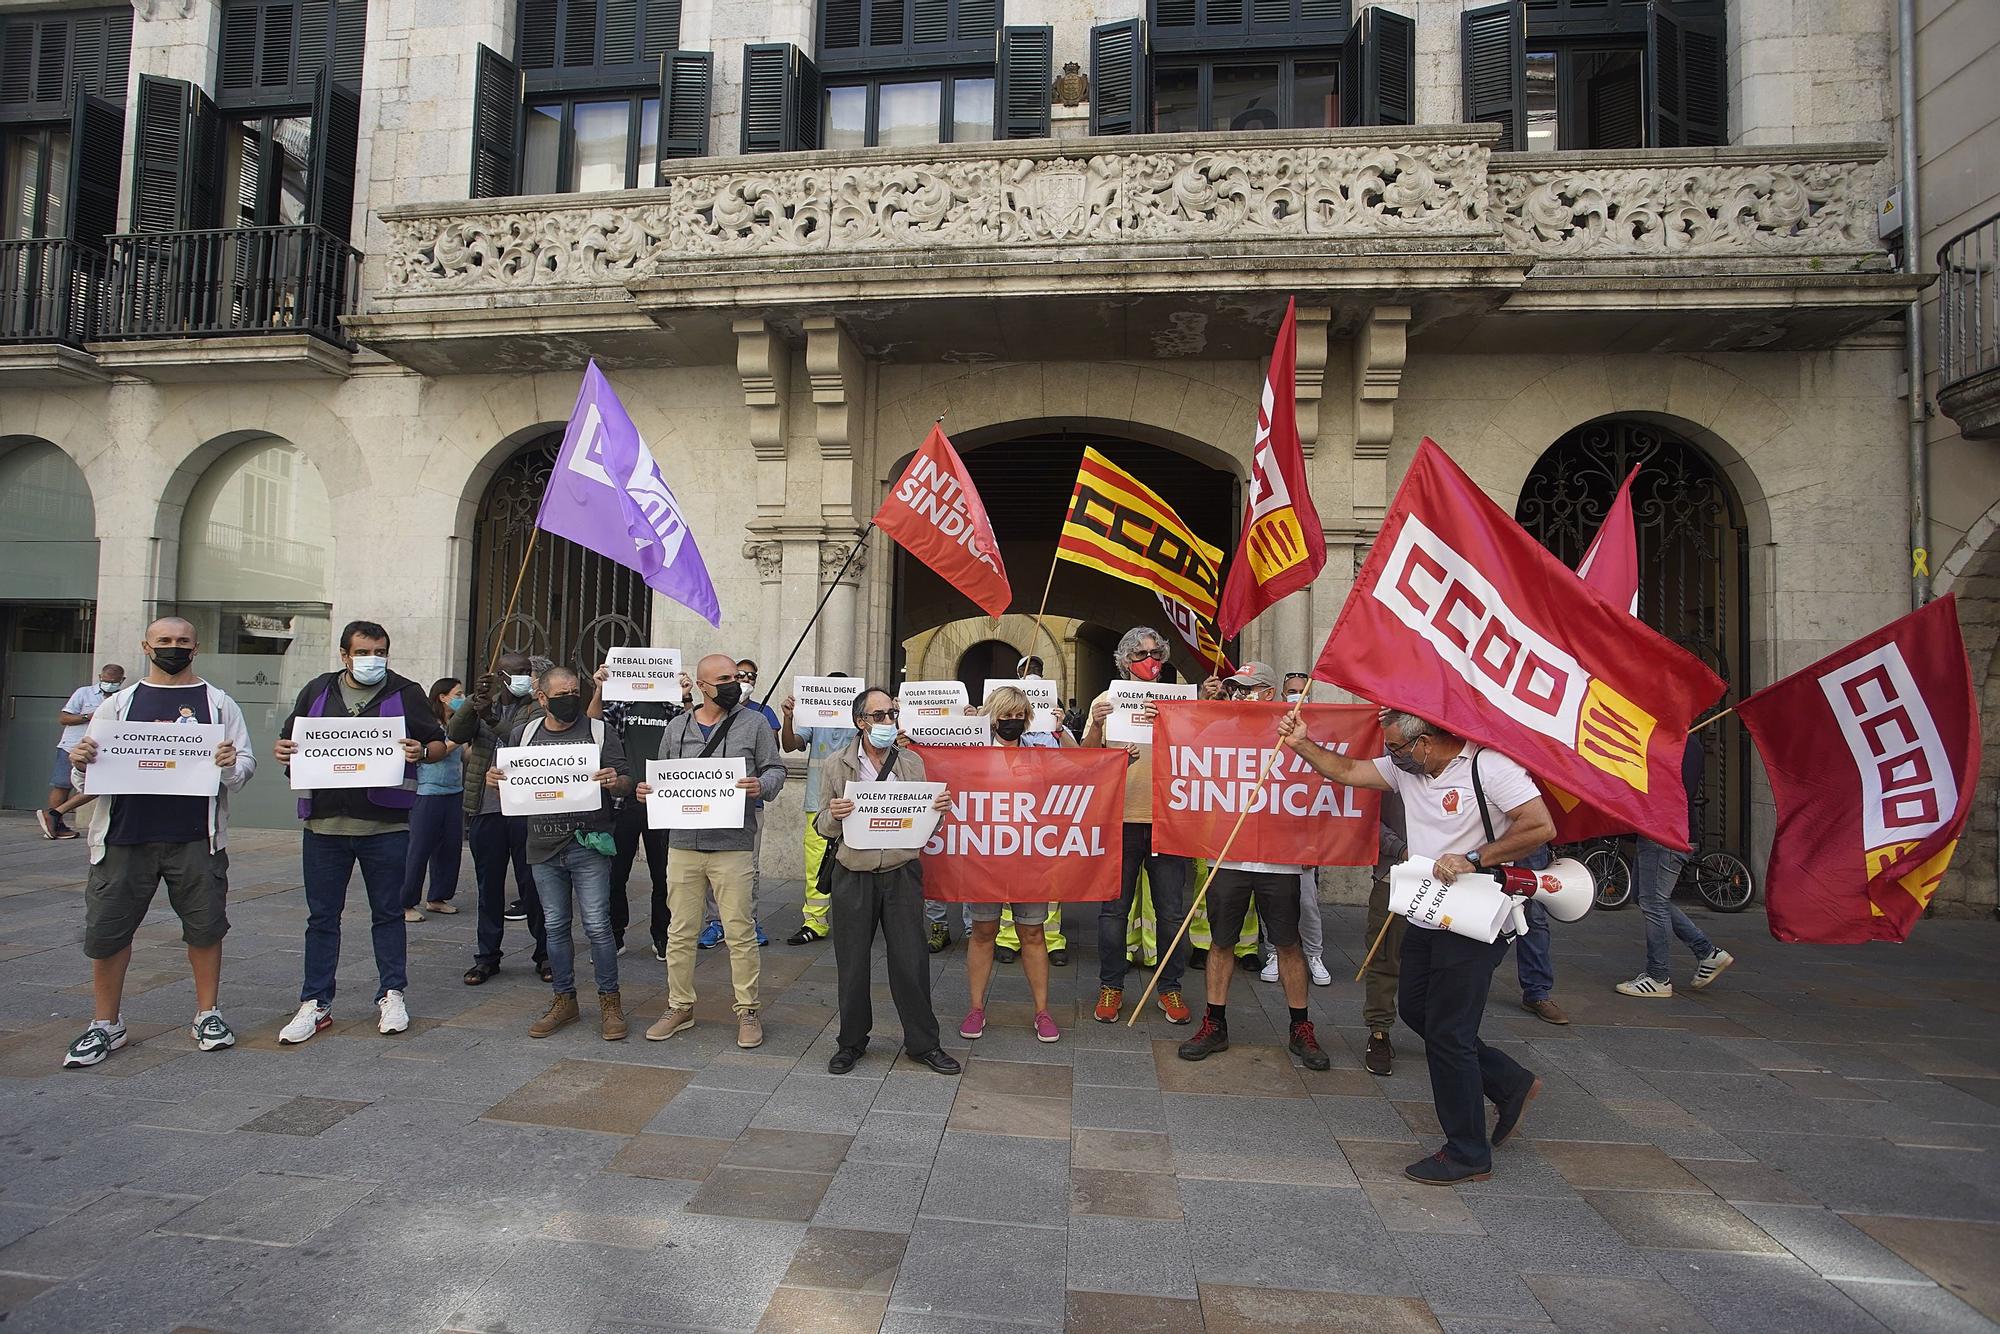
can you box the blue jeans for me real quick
[301,827,410,1005]
[1099,823,1190,992]
[533,841,618,996]
[1515,900,1553,1002]
[400,793,463,908]
[1634,837,1715,982]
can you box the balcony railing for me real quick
[1940,212,1999,393]
[100,224,361,348]
[0,239,108,345]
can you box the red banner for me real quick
[1314,439,1725,850]
[873,425,1011,618]
[915,747,1126,902]
[1218,297,1326,640]
[1149,701,1382,865]
[1737,595,1979,944]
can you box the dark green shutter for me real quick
[518,0,560,68]
[741,43,819,153]
[66,93,124,248]
[657,49,710,163]
[995,25,1052,139]
[331,0,366,84]
[185,86,223,229]
[1462,1,1525,151]
[822,0,863,50]
[642,0,684,58]
[1340,5,1413,127]
[308,67,360,239]
[1088,18,1147,135]
[132,75,190,232]
[470,43,522,197]
[219,4,260,93]
[1648,0,1724,146]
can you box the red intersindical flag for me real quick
[873,425,1012,618]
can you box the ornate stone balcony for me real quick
[353,127,1915,374]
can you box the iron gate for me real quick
[1514,418,1750,853]
[468,435,651,680]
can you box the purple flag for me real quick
[537,362,722,626]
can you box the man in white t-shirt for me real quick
[1279,709,1553,1186]
[41,664,125,840]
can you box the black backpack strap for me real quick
[695,709,738,760]
[1469,746,1498,846]
[874,744,900,781]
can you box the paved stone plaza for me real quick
[1,814,1997,1333]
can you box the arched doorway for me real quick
[1515,417,1751,853]
[955,639,1021,696]
[468,434,652,678]
[0,440,98,811]
[890,429,1239,703]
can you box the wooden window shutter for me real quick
[1341,5,1413,127]
[132,75,191,232]
[642,0,683,59]
[1647,0,1724,146]
[518,0,560,69]
[657,49,711,163]
[308,67,361,240]
[741,43,819,153]
[469,43,523,197]
[66,92,125,248]
[995,25,1051,139]
[1088,18,1146,135]
[1462,1,1526,151]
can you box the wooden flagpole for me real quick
[1687,707,1734,735]
[483,526,542,677]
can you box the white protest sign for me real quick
[898,680,969,719]
[1105,681,1197,744]
[646,757,748,829]
[602,648,684,703]
[83,721,224,798]
[289,714,408,790]
[793,677,860,729]
[496,742,603,816]
[903,714,991,747]
[840,780,947,850]
[982,678,1063,735]
[1386,859,1514,943]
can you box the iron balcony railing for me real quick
[0,238,108,345]
[1940,211,2000,391]
[101,224,361,348]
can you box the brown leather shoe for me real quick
[599,990,627,1041]
[736,1010,764,1049]
[530,993,579,1038]
[646,1006,694,1041]
[1364,1029,1394,1076]
[1523,998,1571,1026]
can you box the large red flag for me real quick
[1218,298,1326,640]
[1545,465,1643,841]
[1737,595,1979,944]
[1313,439,1725,850]
[873,426,1011,617]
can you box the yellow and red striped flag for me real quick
[1057,447,1224,620]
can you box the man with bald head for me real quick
[639,652,785,1049]
[62,618,255,1068]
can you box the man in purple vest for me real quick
[272,620,448,1044]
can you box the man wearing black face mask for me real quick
[452,649,549,985]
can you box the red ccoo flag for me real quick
[874,425,1011,618]
[1313,439,1724,850]
[1737,595,1979,944]
[1218,298,1325,640]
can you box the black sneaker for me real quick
[1288,1020,1331,1071]
[1492,1075,1542,1148]
[994,946,1019,963]
[1187,947,1208,971]
[1177,1015,1229,1061]
[503,899,528,921]
[788,925,823,945]
[1405,1149,1491,1186]
[1048,948,1068,967]
[1365,1030,1394,1077]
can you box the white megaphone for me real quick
[1496,857,1595,924]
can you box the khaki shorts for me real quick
[83,842,230,958]
[966,901,1050,925]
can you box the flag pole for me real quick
[1027,549,1061,666]
[1128,683,1313,1026]
[755,522,875,709]
[1687,707,1735,735]
[483,526,543,677]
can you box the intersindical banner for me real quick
[914,747,1126,902]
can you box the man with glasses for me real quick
[697,659,778,949]
[1279,709,1550,1185]
[639,653,786,1050]
[1081,625,1194,1027]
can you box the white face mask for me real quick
[99,679,121,692]
[506,675,534,697]
[348,655,388,686]
[1285,691,1304,703]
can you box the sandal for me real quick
[403,908,426,923]
[463,961,499,986]
[425,902,459,914]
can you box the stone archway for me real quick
[902,615,1084,697]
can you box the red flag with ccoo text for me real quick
[873,425,1012,618]
[1312,439,1724,850]
[1736,595,1979,943]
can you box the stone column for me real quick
[744,539,783,672]
[818,535,868,672]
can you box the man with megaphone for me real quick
[1278,710,1555,1186]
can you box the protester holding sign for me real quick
[591,662,679,960]
[40,661,124,840]
[1080,626,1194,1027]
[273,621,446,1046]
[1279,710,1550,1186]
[640,654,786,1050]
[1174,664,1331,1072]
[818,688,960,1077]
[489,667,632,1040]
[59,618,253,1069]
[779,675,854,946]
[452,651,549,986]
[398,678,465,923]
[695,658,779,951]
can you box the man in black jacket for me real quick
[590,661,678,960]
[452,650,550,985]
[273,620,447,1044]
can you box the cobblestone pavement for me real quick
[0,814,1997,1332]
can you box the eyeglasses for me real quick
[1223,686,1257,700]
[1385,735,1423,759]
[735,670,758,683]
[1128,646,1168,661]
[860,708,900,724]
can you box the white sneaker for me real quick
[377,989,410,1034]
[1307,954,1332,987]
[279,1001,331,1044]
[1690,949,1734,991]
[1259,955,1279,984]
[1615,974,1673,998]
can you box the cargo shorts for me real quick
[83,842,230,958]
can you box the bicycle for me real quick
[1570,835,1755,913]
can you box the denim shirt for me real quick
[417,749,464,796]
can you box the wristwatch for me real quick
[1465,849,1484,871]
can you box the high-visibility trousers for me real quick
[1126,869,1157,966]
[801,820,831,934]
[1191,860,1259,957]
[997,903,1066,952]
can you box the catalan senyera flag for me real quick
[1156,591,1235,676]
[1736,595,1978,944]
[1218,298,1326,640]
[1313,439,1725,851]
[1058,447,1224,620]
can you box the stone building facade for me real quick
[0,0,1987,913]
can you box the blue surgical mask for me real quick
[507,675,533,697]
[446,695,465,712]
[349,655,387,686]
[868,723,899,750]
